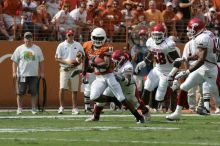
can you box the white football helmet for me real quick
[91,27,107,47]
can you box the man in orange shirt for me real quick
[145,0,165,29]
[2,0,22,39]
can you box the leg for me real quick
[166,70,205,120]
[71,91,79,115]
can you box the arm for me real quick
[179,0,195,8]
[12,62,17,78]
[188,47,206,72]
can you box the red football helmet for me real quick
[151,23,165,44]
[187,18,205,38]
[112,50,128,66]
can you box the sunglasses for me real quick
[138,5,144,7]
[67,34,73,37]
[25,35,32,39]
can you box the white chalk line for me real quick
[0,126,179,133]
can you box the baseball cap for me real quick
[24,32,33,39]
[166,2,173,7]
[66,29,74,35]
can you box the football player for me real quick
[166,18,220,120]
[86,50,150,121]
[135,24,180,109]
[83,27,145,123]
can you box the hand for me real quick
[82,75,88,84]
[135,61,146,74]
[171,79,180,91]
[175,70,190,80]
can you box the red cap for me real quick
[66,29,74,35]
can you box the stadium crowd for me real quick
[0,0,219,42]
[3,0,220,123]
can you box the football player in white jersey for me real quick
[135,23,180,107]
[166,18,220,121]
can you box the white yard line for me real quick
[0,114,219,119]
[0,137,219,146]
[0,126,179,133]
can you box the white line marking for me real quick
[0,126,179,133]
[0,137,219,145]
[0,114,219,119]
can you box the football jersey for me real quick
[116,60,135,86]
[194,30,218,68]
[146,37,177,74]
[182,39,197,66]
[83,41,114,75]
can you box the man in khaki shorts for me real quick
[55,29,84,114]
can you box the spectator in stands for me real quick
[212,0,220,14]
[2,0,22,40]
[32,3,52,41]
[46,0,59,18]
[178,0,197,42]
[0,3,13,41]
[59,0,77,12]
[132,3,148,27]
[101,3,116,42]
[11,32,44,115]
[111,0,124,42]
[55,29,84,115]
[22,0,38,36]
[121,0,135,28]
[51,3,76,41]
[145,0,165,29]
[162,2,177,37]
[70,2,89,42]
[204,7,220,36]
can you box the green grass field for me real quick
[0,109,219,146]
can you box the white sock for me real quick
[175,105,183,113]
[204,101,210,111]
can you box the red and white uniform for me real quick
[181,30,219,105]
[144,37,177,101]
[103,60,139,108]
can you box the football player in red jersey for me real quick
[166,18,220,120]
[135,23,180,111]
[82,27,145,123]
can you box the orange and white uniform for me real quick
[83,41,126,102]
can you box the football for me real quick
[93,56,105,65]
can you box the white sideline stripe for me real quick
[0,126,179,133]
[0,137,218,146]
[0,114,219,119]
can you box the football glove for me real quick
[82,75,89,84]
[171,79,180,91]
[175,70,190,80]
[135,61,146,74]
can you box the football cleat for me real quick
[166,112,181,121]
[214,108,220,114]
[85,116,99,122]
[136,116,145,124]
[196,106,210,115]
